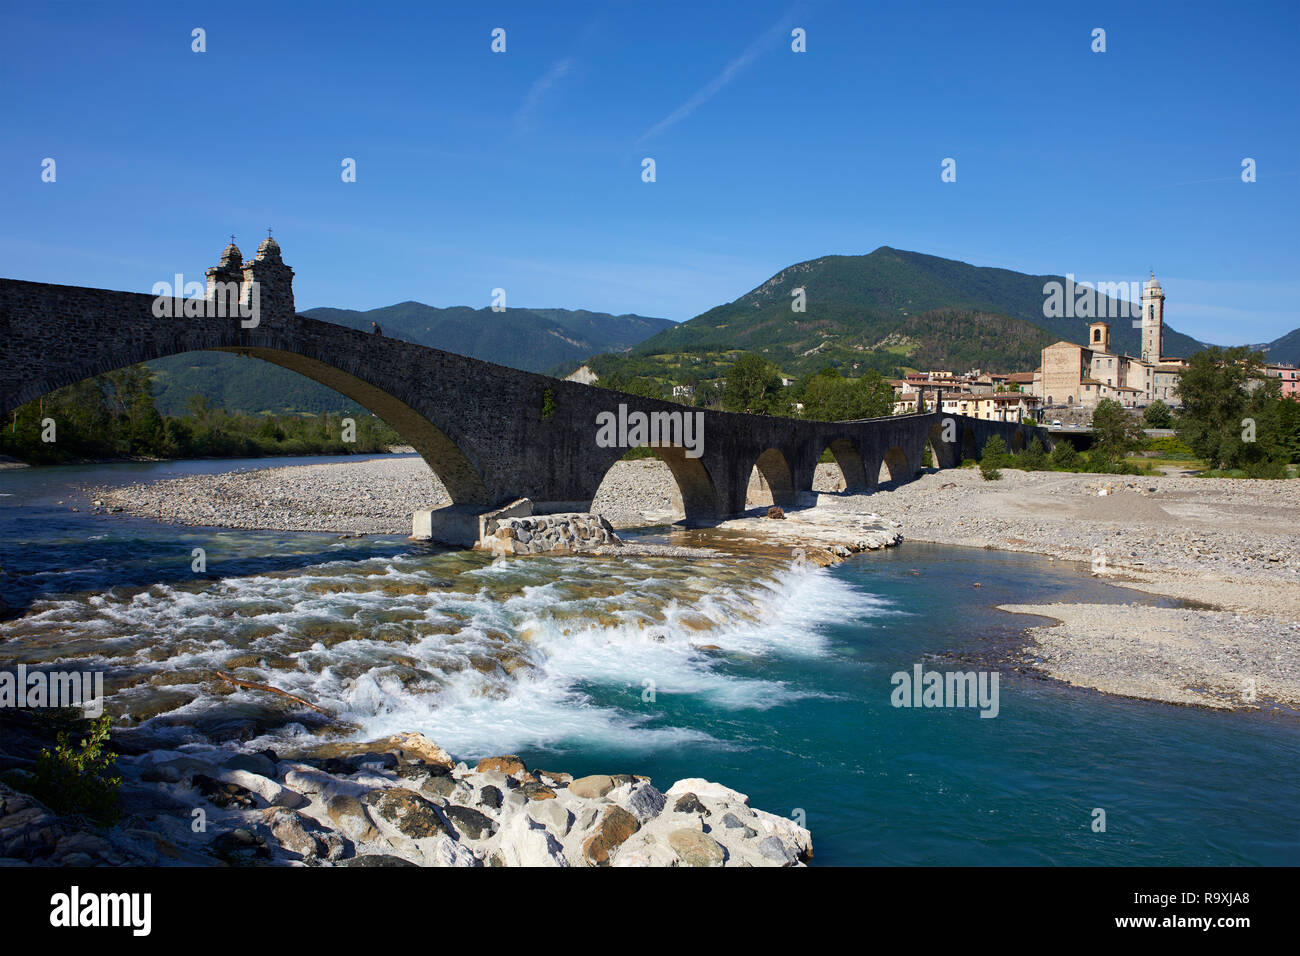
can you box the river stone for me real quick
[721,812,758,838]
[325,794,379,843]
[350,751,399,772]
[221,751,278,778]
[527,799,573,837]
[476,755,526,776]
[758,835,796,865]
[270,788,310,810]
[211,828,271,863]
[672,792,709,816]
[534,770,573,787]
[445,805,497,840]
[266,809,320,860]
[420,775,460,801]
[569,774,614,799]
[140,756,209,783]
[626,782,666,822]
[193,774,258,810]
[366,788,452,839]
[582,806,640,866]
[498,814,569,867]
[668,828,726,867]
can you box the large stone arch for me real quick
[878,445,912,484]
[815,437,869,492]
[1010,430,1026,452]
[746,447,796,508]
[590,446,720,525]
[657,447,720,522]
[961,426,978,461]
[221,347,490,504]
[1,310,491,505]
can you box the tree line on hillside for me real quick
[597,352,894,420]
[0,365,403,465]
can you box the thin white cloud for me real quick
[516,57,576,132]
[638,10,799,144]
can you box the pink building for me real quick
[1265,364,1300,399]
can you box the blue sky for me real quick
[2,0,1297,345]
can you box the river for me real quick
[0,454,1296,865]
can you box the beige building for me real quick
[1039,273,1184,409]
[939,392,1041,422]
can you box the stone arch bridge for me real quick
[0,242,1047,542]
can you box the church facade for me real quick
[1036,273,1185,409]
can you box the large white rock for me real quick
[497,813,569,867]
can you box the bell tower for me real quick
[242,233,296,322]
[1088,321,1111,353]
[205,238,243,315]
[1141,272,1165,364]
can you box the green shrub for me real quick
[1050,440,1078,468]
[1243,458,1287,479]
[1147,435,1197,458]
[28,714,122,825]
[1015,436,1048,470]
[980,435,1009,466]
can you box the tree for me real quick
[980,435,1007,479]
[1176,346,1292,471]
[693,380,723,409]
[1017,436,1048,470]
[722,353,783,414]
[796,367,893,421]
[1090,399,1143,462]
[1050,439,1078,468]
[1142,399,1173,428]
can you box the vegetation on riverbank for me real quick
[0,365,403,465]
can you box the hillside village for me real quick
[572,269,1300,427]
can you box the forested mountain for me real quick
[599,247,1207,385]
[1259,327,1300,366]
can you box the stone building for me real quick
[1039,273,1184,409]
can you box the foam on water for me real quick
[0,540,897,758]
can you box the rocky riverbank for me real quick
[0,729,811,867]
[862,467,1300,617]
[1003,603,1300,709]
